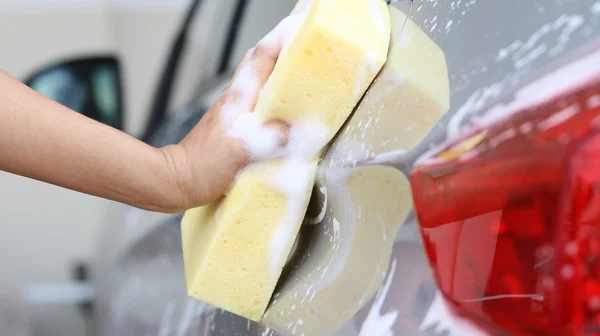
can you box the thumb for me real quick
[229,114,289,162]
[246,119,289,162]
[263,119,289,148]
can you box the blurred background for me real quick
[0,0,296,335]
[2,0,600,336]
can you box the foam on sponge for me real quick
[181,0,391,321]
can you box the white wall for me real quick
[0,1,188,335]
[0,0,115,289]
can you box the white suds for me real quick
[267,119,331,277]
[223,11,308,161]
[358,259,399,336]
[228,112,283,160]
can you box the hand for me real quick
[159,40,290,212]
[0,17,295,215]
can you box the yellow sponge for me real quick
[262,8,451,335]
[181,0,391,321]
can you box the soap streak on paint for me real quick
[475,46,600,130]
[420,292,488,336]
[316,168,357,289]
[157,300,176,336]
[377,213,387,241]
[332,217,341,241]
[306,186,327,225]
[593,1,600,14]
[496,14,585,68]
[352,149,408,169]
[537,104,581,131]
[448,13,590,141]
[175,299,199,336]
[358,259,399,336]
[261,326,273,336]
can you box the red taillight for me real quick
[410,79,600,335]
[553,131,600,334]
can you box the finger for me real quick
[228,44,282,112]
[226,16,297,113]
[263,119,290,148]
[228,49,254,88]
[218,44,279,112]
[227,113,290,162]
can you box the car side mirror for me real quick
[24,56,124,131]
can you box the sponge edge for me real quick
[182,160,318,319]
[255,0,391,131]
[262,7,450,335]
[181,0,391,322]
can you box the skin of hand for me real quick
[161,41,290,211]
[0,37,288,213]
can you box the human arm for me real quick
[0,41,287,213]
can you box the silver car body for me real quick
[93,1,600,335]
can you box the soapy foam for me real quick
[259,10,308,61]
[267,158,316,277]
[223,10,309,162]
[228,112,282,160]
[267,119,331,277]
[358,259,399,336]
